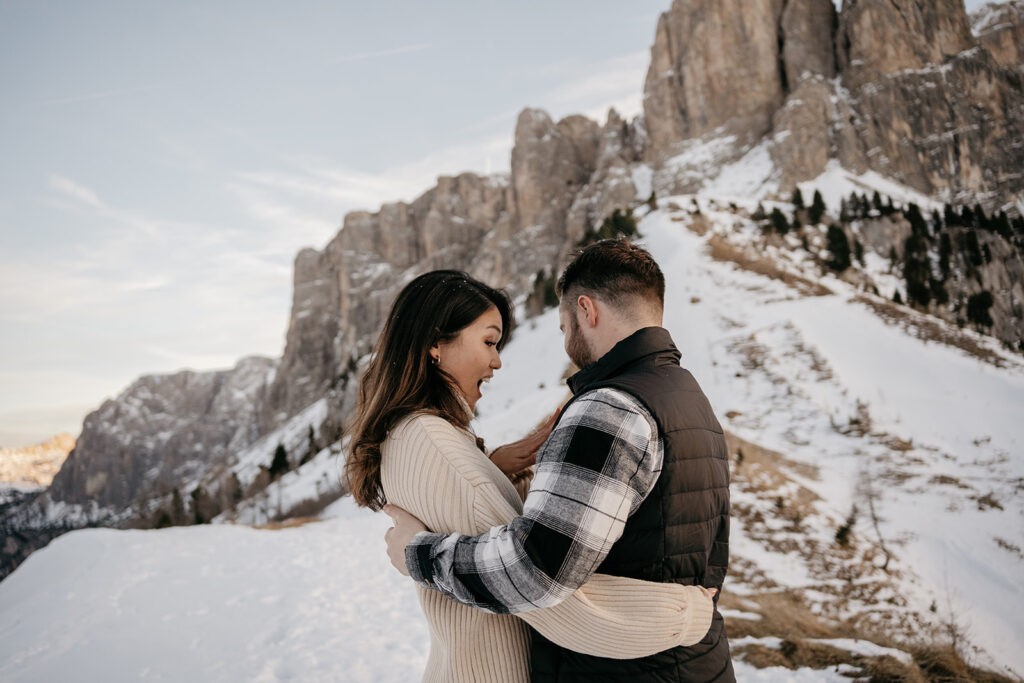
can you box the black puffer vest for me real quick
[531,327,734,682]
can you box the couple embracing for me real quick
[345,239,735,682]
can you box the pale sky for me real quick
[0,0,991,447]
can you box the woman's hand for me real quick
[488,409,559,476]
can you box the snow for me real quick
[637,204,1024,675]
[807,638,914,666]
[701,140,778,201]
[0,497,428,683]
[798,160,943,219]
[631,163,654,201]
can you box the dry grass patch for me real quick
[706,234,832,296]
[249,515,325,530]
[853,296,1012,369]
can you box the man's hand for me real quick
[382,503,428,577]
[488,409,559,476]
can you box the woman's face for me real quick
[434,306,503,411]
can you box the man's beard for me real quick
[565,314,596,369]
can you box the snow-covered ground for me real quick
[2,173,1022,679]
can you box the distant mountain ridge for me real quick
[3,0,1022,580]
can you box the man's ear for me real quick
[577,294,599,328]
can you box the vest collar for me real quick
[566,326,681,395]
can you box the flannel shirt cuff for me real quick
[405,531,448,585]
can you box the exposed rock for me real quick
[643,0,786,164]
[836,0,974,91]
[47,355,276,510]
[564,109,646,256]
[770,78,835,191]
[971,1,1024,69]
[838,47,1024,206]
[512,109,600,233]
[781,0,838,87]
[0,434,75,487]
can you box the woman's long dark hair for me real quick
[345,270,514,510]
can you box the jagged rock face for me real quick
[643,0,786,161]
[770,78,837,191]
[263,110,610,427]
[839,48,1024,205]
[48,356,276,510]
[564,109,646,256]
[836,0,974,90]
[265,172,515,425]
[781,0,838,86]
[512,109,600,233]
[972,1,1024,69]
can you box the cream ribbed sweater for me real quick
[380,412,715,683]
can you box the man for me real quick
[384,239,734,681]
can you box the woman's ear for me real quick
[429,343,440,363]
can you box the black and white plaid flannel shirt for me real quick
[406,387,664,614]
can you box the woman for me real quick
[346,270,715,682]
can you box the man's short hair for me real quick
[556,238,665,312]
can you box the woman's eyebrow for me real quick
[487,325,502,333]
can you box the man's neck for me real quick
[592,319,662,361]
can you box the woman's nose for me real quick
[492,352,502,369]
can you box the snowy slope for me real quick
[2,173,1022,679]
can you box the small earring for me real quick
[431,354,440,366]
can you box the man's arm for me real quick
[400,388,663,615]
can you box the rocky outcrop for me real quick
[972,1,1024,69]
[564,109,646,255]
[643,0,788,162]
[644,0,1024,210]
[48,356,276,510]
[781,0,837,86]
[836,0,974,90]
[840,47,1024,205]
[264,110,611,426]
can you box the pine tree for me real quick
[904,203,928,238]
[974,203,988,230]
[961,205,975,228]
[792,214,803,232]
[647,191,658,213]
[854,239,865,265]
[944,203,960,228]
[966,291,994,328]
[995,211,1012,240]
[826,225,852,271]
[964,230,983,267]
[170,487,185,526]
[770,207,790,235]
[903,232,933,308]
[792,187,805,210]
[809,190,826,225]
[752,203,767,221]
[269,444,289,480]
[872,191,883,213]
[893,290,903,304]
[939,232,952,278]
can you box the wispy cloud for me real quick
[36,83,169,107]
[332,42,431,64]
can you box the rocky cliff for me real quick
[643,0,1024,211]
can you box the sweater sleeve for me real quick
[471,479,715,658]
[384,414,714,658]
